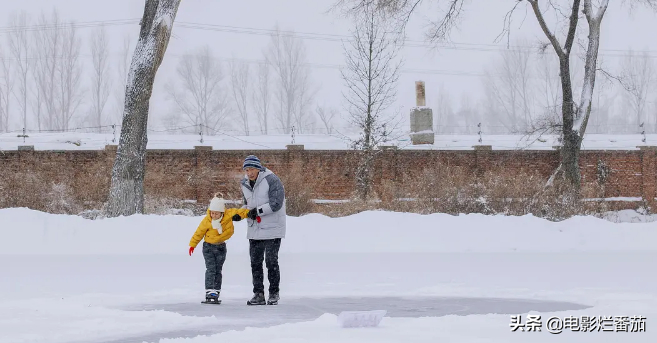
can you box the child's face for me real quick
[210,211,223,220]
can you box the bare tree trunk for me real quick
[620,50,655,130]
[105,0,181,217]
[0,49,12,132]
[29,75,42,131]
[90,25,112,132]
[316,105,337,134]
[32,9,61,131]
[252,62,270,134]
[567,0,608,190]
[56,22,84,131]
[0,88,6,132]
[8,12,31,131]
[433,84,453,134]
[293,73,317,134]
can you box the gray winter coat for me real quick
[240,168,286,240]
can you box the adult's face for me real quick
[245,167,259,181]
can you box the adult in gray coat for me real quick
[235,155,286,305]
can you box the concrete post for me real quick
[415,81,426,107]
[410,81,434,145]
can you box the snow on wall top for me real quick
[0,132,655,151]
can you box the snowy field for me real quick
[1,208,657,343]
[1,131,656,151]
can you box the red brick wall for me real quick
[1,145,655,211]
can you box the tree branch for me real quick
[426,0,465,42]
[563,0,582,54]
[527,0,566,58]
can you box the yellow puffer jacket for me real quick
[189,208,251,248]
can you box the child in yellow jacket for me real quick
[189,194,250,303]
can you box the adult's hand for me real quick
[232,214,242,221]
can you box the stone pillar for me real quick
[410,81,434,145]
[415,81,426,106]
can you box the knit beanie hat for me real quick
[242,155,265,171]
[209,196,225,212]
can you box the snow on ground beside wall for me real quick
[1,132,655,150]
[602,209,657,223]
[1,208,657,255]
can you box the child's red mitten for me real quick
[189,246,195,256]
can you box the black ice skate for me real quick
[246,292,266,305]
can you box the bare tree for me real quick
[341,3,402,200]
[587,76,613,134]
[54,22,84,131]
[0,49,12,132]
[31,9,62,131]
[432,84,454,134]
[265,27,314,134]
[620,50,655,131]
[164,45,231,135]
[89,25,112,132]
[293,74,318,134]
[482,44,535,133]
[456,93,480,134]
[29,52,44,131]
[337,0,657,195]
[229,59,250,135]
[8,12,31,131]
[316,105,338,134]
[105,0,182,217]
[252,62,271,134]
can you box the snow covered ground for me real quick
[1,208,656,342]
[1,131,656,150]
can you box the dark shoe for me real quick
[267,292,279,305]
[247,292,266,305]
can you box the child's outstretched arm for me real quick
[189,215,211,254]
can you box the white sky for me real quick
[2,0,656,133]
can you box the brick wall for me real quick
[1,145,655,212]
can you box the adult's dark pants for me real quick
[202,241,227,290]
[249,238,281,295]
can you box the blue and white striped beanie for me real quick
[242,155,265,171]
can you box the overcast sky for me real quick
[2,0,656,134]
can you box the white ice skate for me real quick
[202,289,221,304]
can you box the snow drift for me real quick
[1,207,656,255]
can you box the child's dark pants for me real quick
[202,241,227,290]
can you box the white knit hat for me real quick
[209,196,225,212]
